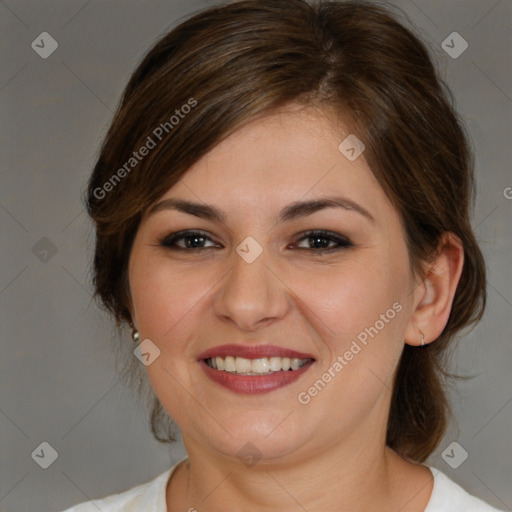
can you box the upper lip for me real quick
[197,344,315,361]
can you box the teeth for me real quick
[252,358,269,373]
[291,358,301,370]
[206,356,310,374]
[235,357,252,373]
[224,356,236,372]
[269,357,282,372]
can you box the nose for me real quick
[213,245,290,331]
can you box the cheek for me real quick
[291,261,409,423]
[293,255,411,407]
[128,252,210,414]
[129,249,211,344]
[298,257,408,339]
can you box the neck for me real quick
[167,422,433,511]
[186,444,389,511]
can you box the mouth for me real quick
[197,344,316,394]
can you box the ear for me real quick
[404,232,464,347]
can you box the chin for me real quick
[199,415,311,465]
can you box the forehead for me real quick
[174,106,376,196]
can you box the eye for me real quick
[293,230,353,251]
[159,230,220,250]
[158,229,353,252]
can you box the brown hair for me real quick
[86,0,486,462]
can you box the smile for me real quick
[205,356,312,375]
[197,344,316,394]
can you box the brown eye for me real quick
[160,231,220,250]
[294,230,353,251]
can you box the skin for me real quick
[128,104,464,511]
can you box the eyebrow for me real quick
[149,196,374,223]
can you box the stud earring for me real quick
[420,329,425,347]
[129,322,139,343]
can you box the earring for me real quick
[419,330,425,347]
[129,322,139,343]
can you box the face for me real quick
[128,105,417,465]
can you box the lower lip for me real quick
[199,359,315,394]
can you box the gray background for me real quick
[1,0,510,510]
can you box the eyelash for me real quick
[158,230,353,252]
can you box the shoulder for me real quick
[56,458,186,512]
[425,466,506,512]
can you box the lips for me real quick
[196,344,315,361]
[197,344,316,395]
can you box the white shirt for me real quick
[58,458,505,511]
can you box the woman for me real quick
[60,0,504,510]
